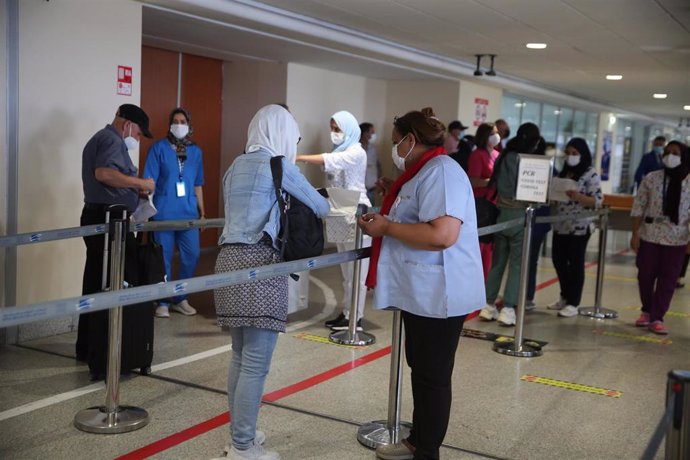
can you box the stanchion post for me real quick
[493,205,543,358]
[74,208,149,434]
[330,204,375,346]
[579,208,618,319]
[665,370,690,460]
[357,310,412,448]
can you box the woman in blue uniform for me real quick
[144,107,205,318]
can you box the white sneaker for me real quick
[524,300,537,311]
[547,297,567,310]
[479,304,499,321]
[155,305,170,318]
[497,307,516,326]
[558,305,580,317]
[227,444,280,460]
[224,431,266,453]
[172,300,197,316]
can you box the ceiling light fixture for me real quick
[606,75,623,80]
[684,105,690,111]
[526,43,547,49]
[485,54,497,76]
[474,54,484,76]
[653,93,668,99]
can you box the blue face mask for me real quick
[653,146,664,156]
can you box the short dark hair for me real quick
[359,122,373,134]
[654,135,667,143]
[448,121,463,132]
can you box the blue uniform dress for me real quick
[143,139,205,305]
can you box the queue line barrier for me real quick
[1,206,614,444]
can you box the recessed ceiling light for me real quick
[554,110,561,115]
[606,75,623,80]
[653,93,667,99]
[526,43,547,49]
[684,105,690,110]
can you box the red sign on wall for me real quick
[117,65,132,96]
[473,97,489,126]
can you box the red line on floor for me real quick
[115,345,392,460]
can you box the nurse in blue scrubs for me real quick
[144,108,205,318]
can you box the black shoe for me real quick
[324,313,346,328]
[331,318,363,332]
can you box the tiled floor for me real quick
[1,231,689,459]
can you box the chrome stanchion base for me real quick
[329,330,376,346]
[357,420,412,449]
[74,405,149,434]
[578,307,618,319]
[493,338,543,358]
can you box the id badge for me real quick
[176,181,186,197]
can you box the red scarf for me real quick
[366,146,446,288]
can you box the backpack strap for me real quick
[269,156,288,259]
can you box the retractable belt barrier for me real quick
[0,208,611,329]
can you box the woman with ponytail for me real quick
[631,140,690,335]
[358,107,484,460]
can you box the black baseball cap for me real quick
[117,104,153,138]
[448,120,468,131]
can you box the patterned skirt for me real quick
[214,236,288,332]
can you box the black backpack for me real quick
[269,156,325,261]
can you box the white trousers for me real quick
[336,236,371,320]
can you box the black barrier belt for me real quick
[0,248,368,328]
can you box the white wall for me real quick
[221,60,288,180]
[457,80,503,135]
[15,0,142,340]
[287,63,387,186]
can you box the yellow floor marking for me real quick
[593,329,672,345]
[623,306,690,318]
[293,332,371,349]
[521,375,622,398]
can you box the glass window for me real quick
[521,99,541,125]
[501,94,522,137]
[585,112,599,152]
[541,104,559,145]
[573,111,587,138]
[556,108,574,150]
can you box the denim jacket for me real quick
[219,149,330,248]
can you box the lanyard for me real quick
[177,156,185,180]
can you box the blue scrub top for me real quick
[143,139,205,220]
[373,155,485,318]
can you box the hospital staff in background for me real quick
[296,110,372,332]
[77,104,155,362]
[360,122,381,205]
[144,108,205,318]
[634,135,667,191]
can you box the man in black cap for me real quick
[76,104,155,364]
[444,119,468,153]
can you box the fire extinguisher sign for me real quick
[117,65,133,96]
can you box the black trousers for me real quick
[75,205,136,362]
[551,232,591,307]
[402,311,466,460]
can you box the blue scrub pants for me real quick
[154,228,200,304]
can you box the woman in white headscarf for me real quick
[296,110,372,331]
[213,105,329,460]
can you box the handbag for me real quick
[269,156,325,261]
[134,232,166,286]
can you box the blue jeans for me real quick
[228,327,279,450]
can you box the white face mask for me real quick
[124,123,139,151]
[369,133,377,143]
[391,135,415,171]
[663,154,681,169]
[566,155,581,167]
[170,124,189,140]
[331,131,345,145]
[488,133,501,148]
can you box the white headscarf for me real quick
[245,105,300,164]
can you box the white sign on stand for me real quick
[515,154,553,203]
